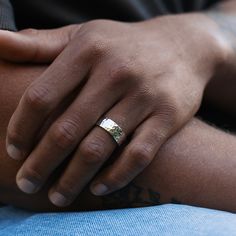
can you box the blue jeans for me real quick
[0,204,236,235]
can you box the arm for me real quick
[0,10,231,207]
[1,61,236,212]
[204,0,236,115]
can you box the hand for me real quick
[0,14,227,207]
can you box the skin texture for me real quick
[1,61,236,212]
[0,0,236,210]
[0,12,231,207]
[205,1,236,115]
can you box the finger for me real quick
[48,96,151,207]
[6,33,91,161]
[0,25,80,63]
[48,127,115,207]
[90,116,173,196]
[14,70,123,194]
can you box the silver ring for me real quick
[96,118,125,145]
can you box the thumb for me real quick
[0,24,81,63]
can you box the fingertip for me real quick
[49,192,68,207]
[6,144,24,161]
[17,177,38,194]
[90,183,109,196]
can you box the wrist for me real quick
[200,7,236,112]
[137,13,231,87]
[201,9,236,80]
[179,13,232,82]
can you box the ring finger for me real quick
[48,96,152,207]
[15,70,122,194]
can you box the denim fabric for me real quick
[0,204,236,236]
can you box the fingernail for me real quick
[91,183,108,196]
[49,192,67,207]
[17,178,38,194]
[7,144,23,160]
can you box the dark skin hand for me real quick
[0,12,230,208]
[1,62,236,212]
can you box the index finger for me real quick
[6,38,91,161]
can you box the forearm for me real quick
[3,116,236,213]
[203,0,236,115]
[1,62,236,212]
[105,118,236,213]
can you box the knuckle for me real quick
[20,28,39,36]
[108,64,136,86]
[82,33,107,56]
[50,120,79,150]
[157,92,180,125]
[24,86,52,112]
[79,139,106,165]
[149,127,168,146]
[136,89,156,106]
[128,146,152,169]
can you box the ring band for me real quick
[96,118,125,145]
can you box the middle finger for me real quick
[15,71,122,194]
[48,95,150,207]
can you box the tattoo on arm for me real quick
[102,183,182,209]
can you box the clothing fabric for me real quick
[0,0,221,30]
[0,204,236,236]
[0,0,15,30]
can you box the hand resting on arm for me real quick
[1,61,236,212]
